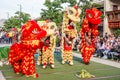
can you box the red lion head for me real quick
[86,8,102,25]
[20,20,47,48]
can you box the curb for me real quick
[0,71,6,80]
[73,53,120,68]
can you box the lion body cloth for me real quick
[79,8,102,64]
[37,20,57,69]
[8,20,46,78]
[61,6,81,65]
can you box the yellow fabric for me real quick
[42,48,54,64]
[8,32,13,37]
[62,50,73,62]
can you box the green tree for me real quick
[114,29,120,37]
[60,0,77,6]
[40,0,103,31]
[40,0,63,26]
[40,0,78,26]
[15,11,31,24]
[3,11,31,30]
[3,16,20,30]
[77,0,103,32]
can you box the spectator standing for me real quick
[8,31,13,44]
[0,30,3,43]
[5,31,10,44]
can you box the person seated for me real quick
[95,41,105,58]
[112,42,120,62]
[102,42,112,59]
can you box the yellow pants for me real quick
[42,48,54,65]
[62,50,73,63]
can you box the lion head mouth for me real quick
[66,6,81,23]
[37,21,57,36]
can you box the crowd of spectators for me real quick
[94,33,120,62]
[0,29,20,44]
[72,32,120,62]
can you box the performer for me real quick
[37,20,57,69]
[61,6,81,65]
[79,8,102,64]
[8,20,46,78]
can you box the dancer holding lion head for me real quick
[37,20,57,69]
[61,6,81,65]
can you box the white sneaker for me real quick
[37,61,40,65]
[42,65,47,69]
[62,61,65,64]
[69,61,73,66]
[51,64,55,69]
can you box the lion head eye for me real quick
[69,10,73,15]
[32,28,39,34]
[88,14,92,18]
[50,25,55,29]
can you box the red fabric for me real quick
[63,42,72,51]
[79,8,102,64]
[6,33,9,37]
[67,25,74,29]
[81,45,95,63]
[64,45,72,50]
[8,20,47,77]
[86,8,102,24]
[74,5,78,10]
[43,46,49,51]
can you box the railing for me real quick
[106,10,120,28]
[109,22,120,28]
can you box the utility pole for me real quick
[7,12,9,19]
[18,4,22,26]
[19,4,22,26]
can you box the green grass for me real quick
[0,53,120,80]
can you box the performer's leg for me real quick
[67,50,73,65]
[42,51,48,69]
[21,55,30,76]
[29,54,35,75]
[13,62,21,74]
[37,54,42,65]
[48,50,55,68]
[62,51,67,64]
[37,49,42,65]
[22,54,38,78]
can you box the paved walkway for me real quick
[0,44,120,80]
[0,44,11,47]
[73,53,120,68]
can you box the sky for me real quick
[0,0,46,19]
[0,0,91,20]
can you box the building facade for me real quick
[104,0,120,35]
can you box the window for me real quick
[113,5,118,11]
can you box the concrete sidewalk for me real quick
[0,71,6,80]
[0,44,11,47]
[73,53,120,68]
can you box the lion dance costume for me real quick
[61,6,81,65]
[79,8,102,64]
[8,20,46,78]
[37,20,57,69]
